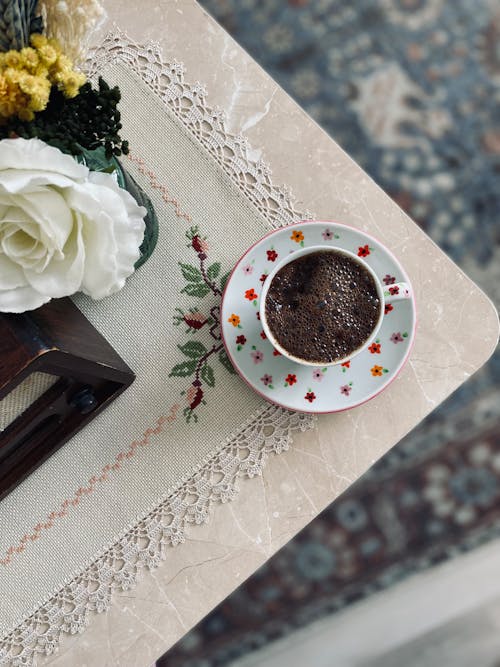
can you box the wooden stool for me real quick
[0,298,134,500]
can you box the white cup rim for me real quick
[259,245,385,367]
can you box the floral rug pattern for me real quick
[160,0,500,664]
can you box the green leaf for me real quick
[179,263,203,283]
[219,349,236,375]
[201,364,215,387]
[181,283,211,298]
[207,262,221,281]
[220,271,231,290]
[169,360,197,377]
[178,341,207,359]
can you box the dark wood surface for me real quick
[0,298,135,500]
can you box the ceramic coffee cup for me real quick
[259,245,411,367]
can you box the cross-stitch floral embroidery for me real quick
[170,226,235,422]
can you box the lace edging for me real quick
[85,29,313,229]
[0,31,315,666]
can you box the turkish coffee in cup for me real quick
[263,248,381,365]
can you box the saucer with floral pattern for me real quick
[221,222,416,413]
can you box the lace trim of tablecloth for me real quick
[0,31,315,666]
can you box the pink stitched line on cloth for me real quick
[0,404,180,567]
[126,153,192,222]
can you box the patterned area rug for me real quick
[160,0,500,664]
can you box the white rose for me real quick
[0,137,146,313]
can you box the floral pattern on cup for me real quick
[341,361,351,373]
[304,390,317,403]
[267,248,278,262]
[245,288,258,306]
[390,331,409,343]
[358,244,372,257]
[261,374,274,389]
[340,382,353,396]
[368,340,381,354]
[290,230,305,247]
[251,346,264,364]
[383,274,396,285]
[242,263,254,275]
[228,313,242,328]
[384,304,394,315]
[322,228,340,241]
[236,334,246,351]
[260,330,267,340]
[285,373,297,387]
[312,368,327,382]
[260,273,268,283]
[371,365,389,376]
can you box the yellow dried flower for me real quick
[53,54,72,73]
[29,34,49,49]
[37,44,58,66]
[20,48,40,72]
[0,34,86,122]
[3,51,23,69]
[54,69,86,97]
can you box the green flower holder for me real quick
[77,147,158,269]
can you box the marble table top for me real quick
[41,1,499,664]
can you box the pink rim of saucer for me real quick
[221,221,417,414]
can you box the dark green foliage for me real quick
[0,77,129,159]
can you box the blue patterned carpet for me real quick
[160,1,500,664]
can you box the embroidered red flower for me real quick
[304,391,316,403]
[260,273,268,283]
[191,234,209,259]
[285,373,297,386]
[189,386,204,410]
[358,244,370,257]
[245,288,258,301]
[267,249,278,262]
[236,335,246,345]
[260,330,267,339]
[368,342,381,354]
[183,312,207,330]
[388,285,399,295]
[384,304,394,314]
[191,235,204,253]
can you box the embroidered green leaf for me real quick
[178,341,207,359]
[181,283,211,298]
[207,262,221,281]
[219,349,236,374]
[169,360,197,377]
[201,363,215,387]
[220,271,231,290]
[179,263,203,283]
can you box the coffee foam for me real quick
[265,250,380,363]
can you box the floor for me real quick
[232,538,500,667]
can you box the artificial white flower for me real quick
[0,138,146,313]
